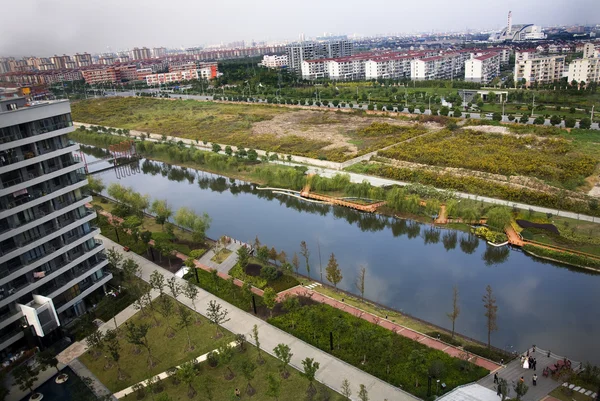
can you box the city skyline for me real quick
[1,0,598,57]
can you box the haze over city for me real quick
[1,0,598,56]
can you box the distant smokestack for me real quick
[507,11,512,35]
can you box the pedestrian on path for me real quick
[533,358,537,371]
[532,374,537,386]
[494,372,498,384]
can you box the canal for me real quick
[83,149,600,364]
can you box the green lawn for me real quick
[79,298,234,392]
[550,387,595,401]
[121,346,343,401]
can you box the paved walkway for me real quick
[99,234,420,401]
[69,358,116,400]
[478,348,576,401]
[278,285,500,372]
[197,240,242,274]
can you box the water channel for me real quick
[81,147,600,364]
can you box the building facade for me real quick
[286,40,354,74]
[411,52,470,80]
[567,43,600,84]
[130,47,152,61]
[464,52,501,83]
[145,69,199,85]
[73,53,92,68]
[0,97,109,355]
[514,53,566,86]
[259,55,288,68]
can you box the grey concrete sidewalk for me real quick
[100,234,419,401]
[197,241,242,274]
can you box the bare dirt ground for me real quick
[250,110,421,155]
[461,125,511,134]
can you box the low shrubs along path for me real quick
[99,234,421,401]
[98,207,501,373]
[277,286,501,372]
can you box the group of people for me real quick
[521,353,538,371]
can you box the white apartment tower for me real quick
[514,52,565,86]
[286,40,354,74]
[0,97,110,354]
[567,43,600,84]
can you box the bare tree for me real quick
[447,286,461,339]
[483,284,498,349]
[355,265,366,302]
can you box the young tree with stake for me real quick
[273,343,293,378]
[300,241,311,278]
[252,324,264,364]
[355,265,366,302]
[301,357,320,395]
[206,300,230,337]
[447,285,461,339]
[483,284,498,348]
[326,253,343,290]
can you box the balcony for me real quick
[56,271,113,314]
[0,329,24,351]
[0,231,103,287]
[0,143,77,175]
[0,161,85,198]
[0,235,104,308]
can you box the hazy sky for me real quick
[1,0,597,57]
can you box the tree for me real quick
[358,384,369,401]
[86,175,105,194]
[355,265,366,302]
[104,328,126,380]
[447,286,461,339]
[292,252,300,274]
[125,322,157,367]
[211,143,222,153]
[282,295,300,329]
[580,117,592,129]
[492,112,502,121]
[268,247,278,265]
[247,149,258,161]
[224,145,233,156]
[242,281,253,310]
[439,106,450,116]
[273,343,293,379]
[301,358,320,394]
[300,241,310,278]
[341,379,352,400]
[498,378,510,400]
[325,253,343,290]
[13,364,38,397]
[513,380,529,400]
[533,115,545,125]
[237,246,250,268]
[252,324,264,364]
[241,360,257,395]
[106,248,124,272]
[565,116,576,128]
[183,281,201,323]
[167,276,180,300]
[149,270,166,295]
[266,374,281,401]
[86,327,105,359]
[483,284,498,349]
[408,349,427,387]
[174,207,211,243]
[550,115,561,126]
[177,361,197,398]
[177,304,195,351]
[150,199,172,226]
[206,300,230,337]
[37,349,60,374]
[263,287,277,317]
[519,113,530,124]
[486,207,512,231]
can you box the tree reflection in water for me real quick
[459,234,479,254]
[442,231,458,251]
[482,245,510,266]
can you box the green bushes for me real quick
[229,264,268,289]
[474,227,508,244]
[269,303,488,398]
[522,244,600,269]
[426,331,463,347]
[463,345,512,364]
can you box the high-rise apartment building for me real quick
[73,53,93,68]
[514,52,565,86]
[152,47,167,58]
[567,43,600,84]
[130,47,152,60]
[0,97,109,353]
[286,40,354,74]
[464,52,501,83]
[49,55,72,70]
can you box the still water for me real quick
[84,149,600,364]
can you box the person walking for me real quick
[494,372,498,384]
[532,374,538,386]
[533,358,537,371]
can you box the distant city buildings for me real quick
[465,52,501,83]
[286,39,354,74]
[514,51,566,86]
[185,45,286,61]
[567,43,600,84]
[130,47,152,61]
[489,11,546,42]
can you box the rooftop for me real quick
[475,52,500,61]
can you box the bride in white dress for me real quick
[523,357,529,369]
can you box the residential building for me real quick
[259,55,288,68]
[0,97,109,354]
[99,55,116,65]
[185,45,286,61]
[286,40,354,74]
[567,43,600,84]
[50,55,71,70]
[485,47,512,65]
[514,53,565,86]
[115,65,138,81]
[411,52,470,80]
[73,53,92,68]
[81,67,118,85]
[130,47,152,60]
[145,69,199,85]
[152,47,167,58]
[464,52,501,83]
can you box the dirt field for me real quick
[251,109,419,154]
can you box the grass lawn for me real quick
[550,387,595,401]
[211,248,232,264]
[121,345,343,401]
[79,297,234,392]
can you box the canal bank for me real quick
[81,150,600,365]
